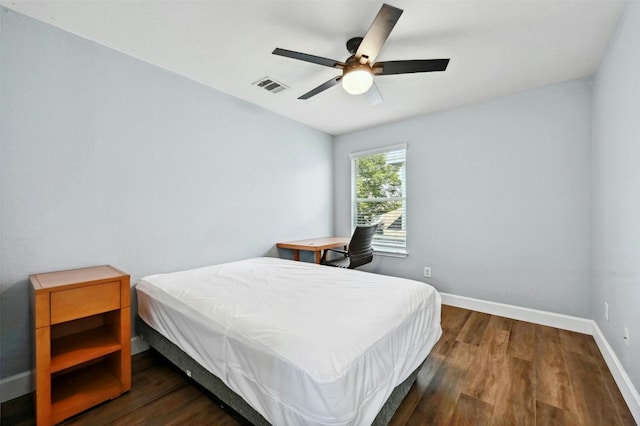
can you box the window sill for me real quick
[373,248,408,258]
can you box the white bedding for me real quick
[136,257,441,426]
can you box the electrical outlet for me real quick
[423,267,431,278]
[604,302,609,321]
[624,327,630,348]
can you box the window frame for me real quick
[350,143,408,257]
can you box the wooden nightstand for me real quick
[30,265,131,426]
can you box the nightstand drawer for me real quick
[51,281,121,324]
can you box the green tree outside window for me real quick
[355,154,403,224]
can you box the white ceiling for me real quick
[2,0,626,135]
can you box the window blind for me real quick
[351,144,407,254]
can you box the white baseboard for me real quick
[440,292,640,423]
[0,370,31,404]
[0,336,150,403]
[440,292,593,333]
[591,322,640,422]
[131,335,150,354]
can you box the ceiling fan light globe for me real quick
[342,69,373,95]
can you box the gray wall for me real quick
[334,79,592,318]
[0,9,333,379]
[591,1,640,391]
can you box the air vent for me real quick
[253,77,288,94]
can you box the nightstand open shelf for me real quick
[51,322,121,373]
[51,361,123,425]
[31,266,131,426]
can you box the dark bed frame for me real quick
[136,317,424,425]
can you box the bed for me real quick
[136,257,441,425]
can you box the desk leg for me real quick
[293,249,300,261]
[315,251,322,264]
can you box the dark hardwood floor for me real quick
[2,305,635,425]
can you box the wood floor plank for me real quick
[586,336,636,425]
[596,357,637,426]
[389,352,445,426]
[433,329,458,356]
[441,304,472,333]
[535,325,575,412]
[407,341,477,426]
[435,305,472,355]
[63,353,188,425]
[536,400,578,426]
[109,381,238,426]
[463,327,509,404]
[563,350,622,426]
[487,314,512,332]
[558,329,600,364]
[0,397,34,426]
[490,356,535,426]
[447,393,494,426]
[507,320,536,362]
[150,391,240,426]
[456,311,491,346]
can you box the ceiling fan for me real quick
[272,3,450,104]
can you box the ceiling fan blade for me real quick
[373,59,450,75]
[355,3,403,65]
[272,48,344,69]
[298,76,342,100]
[364,82,383,106]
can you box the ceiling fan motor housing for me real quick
[346,37,364,55]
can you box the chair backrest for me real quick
[347,223,378,268]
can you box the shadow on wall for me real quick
[1,280,33,380]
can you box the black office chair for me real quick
[321,223,378,269]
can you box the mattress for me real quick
[136,257,441,426]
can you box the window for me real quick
[350,144,407,255]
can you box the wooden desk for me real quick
[277,237,350,264]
